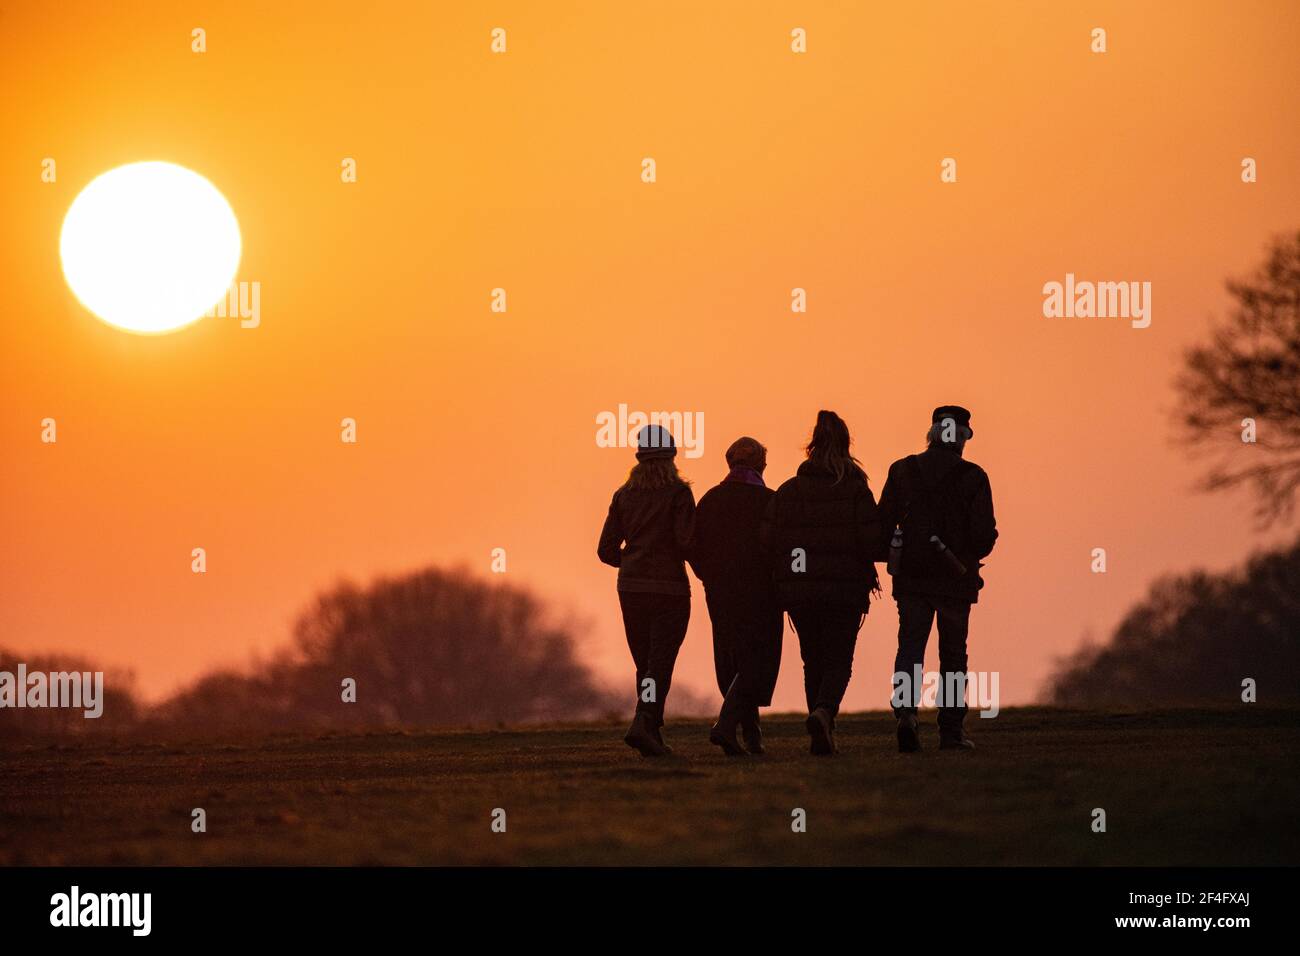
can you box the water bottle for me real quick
[887,526,904,576]
[929,535,967,576]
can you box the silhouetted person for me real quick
[688,437,783,756]
[597,424,695,757]
[878,405,997,752]
[764,411,882,755]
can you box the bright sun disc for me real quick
[60,161,241,334]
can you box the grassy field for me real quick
[1,707,1296,866]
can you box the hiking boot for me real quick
[897,714,921,753]
[806,707,835,756]
[710,675,749,756]
[709,722,748,756]
[939,732,975,751]
[741,717,765,755]
[624,713,668,757]
[651,722,673,755]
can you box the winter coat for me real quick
[688,476,776,606]
[597,481,695,596]
[763,460,882,612]
[876,446,997,603]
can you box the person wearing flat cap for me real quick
[687,436,784,756]
[597,424,696,757]
[877,405,998,753]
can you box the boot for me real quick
[709,676,749,756]
[651,721,674,755]
[624,712,668,757]
[806,707,835,756]
[939,709,972,750]
[897,713,921,753]
[741,707,764,755]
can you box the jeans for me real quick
[618,591,690,726]
[892,593,971,734]
[788,606,864,720]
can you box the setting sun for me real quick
[59,161,240,334]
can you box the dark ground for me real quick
[1,707,1295,865]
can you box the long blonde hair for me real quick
[624,458,689,491]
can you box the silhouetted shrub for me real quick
[1047,540,1300,706]
[152,566,622,733]
[0,647,138,738]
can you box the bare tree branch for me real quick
[1175,230,1300,526]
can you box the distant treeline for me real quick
[0,650,138,737]
[1047,539,1300,706]
[9,541,1298,740]
[2,567,626,740]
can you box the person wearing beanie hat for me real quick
[877,404,998,753]
[597,424,696,757]
[687,436,783,755]
[634,423,678,461]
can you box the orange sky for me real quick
[2,1,1298,711]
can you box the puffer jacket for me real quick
[764,460,882,612]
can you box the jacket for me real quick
[688,477,776,604]
[876,446,997,602]
[597,482,695,596]
[764,460,882,612]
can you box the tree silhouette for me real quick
[154,566,621,734]
[0,648,138,738]
[1177,230,1300,524]
[1046,540,1300,706]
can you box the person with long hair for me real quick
[765,410,882,754]
[597,424,695,756]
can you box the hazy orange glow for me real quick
[2,1,1297,710]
